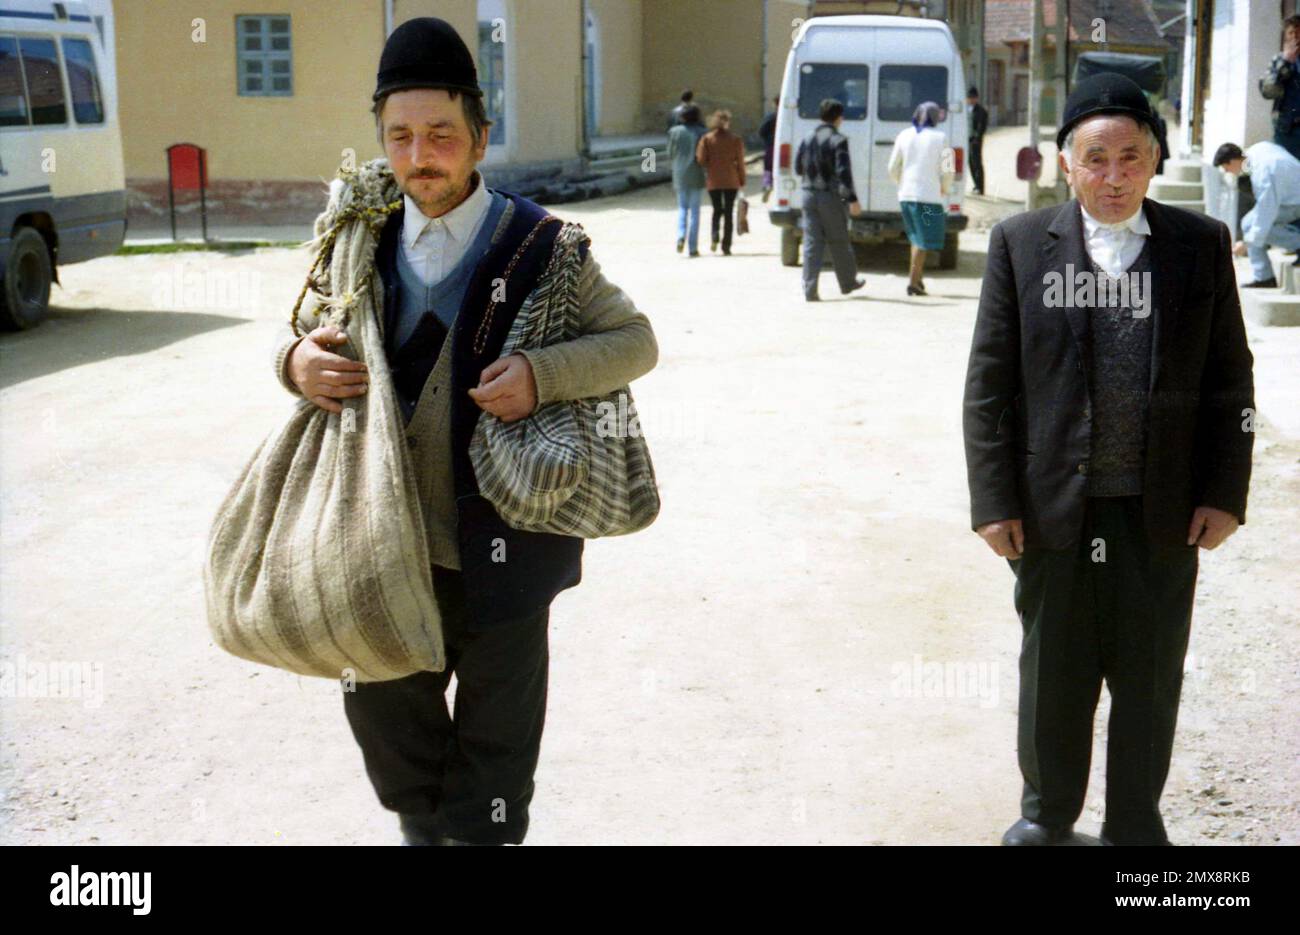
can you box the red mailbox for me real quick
[166,143,209,242]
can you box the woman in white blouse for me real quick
[889,101,953,295]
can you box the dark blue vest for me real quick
[374,189,588,630]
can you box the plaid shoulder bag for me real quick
[468,223,660,538]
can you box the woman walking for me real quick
[889,101,952,295]
[695,109,746,255]
[667,104,708,256]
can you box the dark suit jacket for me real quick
[963,198,1255,550]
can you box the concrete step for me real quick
[1272,255,1300,291]
[1241,290,1300,325]
[1150,179,1203,201]
[1161,159,1202,182]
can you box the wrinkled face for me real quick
[1059,114,1158,224]
[380,88,487,217]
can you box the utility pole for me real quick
[1027,0,1044,210]
[1054,0,1069,202]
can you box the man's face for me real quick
[1286,24,1300,47]
[380,88,487,217]
[1222,157,1246,176]
[1059,114,1158,223]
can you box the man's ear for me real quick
[1057,151,1070,182]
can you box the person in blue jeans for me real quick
[1215,140,1300,287]
[667,104,707,256]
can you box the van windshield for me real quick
[878,65,949,122]
[797,63,869,121]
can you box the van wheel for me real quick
[781,228,801,267]
[937,232,959,270]
[0,227,53,330]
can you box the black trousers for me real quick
[1006,496,1198,844]
[342,566,550,845]
[708,188,738,251]
[968,136,985,193]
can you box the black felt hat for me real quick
[1055,73,1159,151]
[373,17,482,102]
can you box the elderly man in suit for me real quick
[963,74,1255,846]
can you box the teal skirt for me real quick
[900,200,947,251]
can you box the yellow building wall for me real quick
[509,0,582,161]
[115,0,386,181]
[588,0,643,135]
[640,0,766,134]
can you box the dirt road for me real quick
[2,176,1296,844]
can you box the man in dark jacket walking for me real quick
[963,75,1254,846]
[966,86,988,194]
[794,98,865,301]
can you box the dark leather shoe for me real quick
[1001,818,1075,846]
[805,293,820,302]
[840,276,867,295]
[1242,277,1278,288]
[399,813,442,846]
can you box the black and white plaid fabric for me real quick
[469,223,660,538]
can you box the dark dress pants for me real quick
[708,187,737,251]
[1007,496,1198,845]
[801,189,859,298]
[968,135,985,193]
[342,565,550,845]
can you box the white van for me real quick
[769,15,969,269]
[0,0,125,329]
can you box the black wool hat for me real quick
[1055,72,1159,151]
[373,17,482,102]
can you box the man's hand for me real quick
[1187,506,1240,550]
[848,200,863,217]
[287,325,369,414]
[467,353,537,423]
[977,518,1024,558]
[1232,240,1249,257]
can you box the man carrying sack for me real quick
[270,17,658,845]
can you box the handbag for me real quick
[469,223,660,538]
[203,160,444,682]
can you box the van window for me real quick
[18,36,66,124]
[798,63,869,121]
[61,37,104,124]
[878,65,948,122]
[0,35,29,126]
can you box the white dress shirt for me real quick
[401,170,492,287]
[1079,203,1150,278]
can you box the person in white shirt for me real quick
[889,101,952,295]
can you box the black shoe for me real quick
[711,237,718,252]
[722,247,731,255]
[688,251,700,257]
[1001,818,1075,846]
[1292,255,1300,266]
[676,237,684,254]
[805,293,820,302]
[1242,277,1279,288]
[906,283,927,296]
[398,813,441,846]
[840,277,867,295]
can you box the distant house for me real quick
[112,0,813,225]
[983,0,1174,127]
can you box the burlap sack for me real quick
[203,161,444,682]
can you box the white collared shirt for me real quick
[1079,203,1150,278]
[400,170,491,287]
